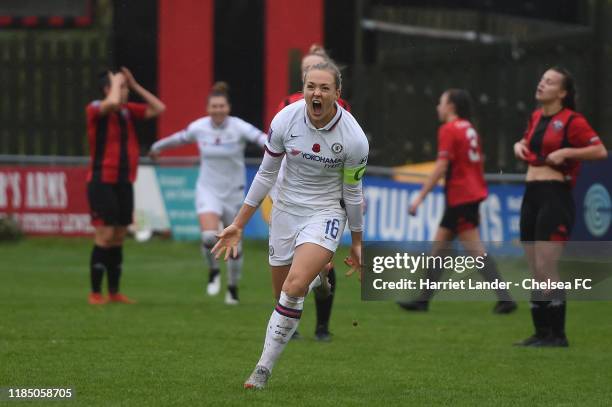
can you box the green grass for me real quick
[1,238,611,406]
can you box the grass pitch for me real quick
[1,238,611,406]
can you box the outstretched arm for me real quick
[237,118,267,149]
[212,150,284,260]
[149,129,195,158]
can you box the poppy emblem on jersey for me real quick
[552,120,564,131]
[331,143,343,154]
[312,143,321,153]
[290,149,301,156]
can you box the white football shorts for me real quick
[195,184,243,226]
[268,206,346,266]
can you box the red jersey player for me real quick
[86,67,165,305]
[398,89,516,313]
[513,67,606,347]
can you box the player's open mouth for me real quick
[312,100,322,115]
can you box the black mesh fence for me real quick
[0,30,110,156]
[347,6,595,172]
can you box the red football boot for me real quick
[108,293,136,304]
[88,292,108,305]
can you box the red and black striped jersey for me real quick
[522,108,602,185]
[86,101,147,183]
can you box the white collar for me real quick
[210,117,229,129]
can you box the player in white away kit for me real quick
[149,82,266,304]
[213,61,368,389]
[271,44,353,342]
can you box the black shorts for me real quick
[520,181,575,241]
[87,182,134,227]
[439,201,481,234]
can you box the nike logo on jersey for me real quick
[289,134,301,138]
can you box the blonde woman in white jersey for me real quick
[271,44,353,342]
[213,61,368,389]
[149,82,266,305]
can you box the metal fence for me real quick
[0,30,110,156]
[349,6,595,172]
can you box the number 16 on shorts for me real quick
[325,218,341,240]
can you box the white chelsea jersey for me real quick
[266,99,368,216]
[151,116,266,198]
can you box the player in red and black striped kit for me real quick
[514,67,607,347]
[398,89,517,313]
[86,67,165,304]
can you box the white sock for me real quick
[228,256,242,287]
[201,231,219,271]
[256,291,304,372]
[201,245,219,271]
[227,240,243,287]
[307,274,321,295]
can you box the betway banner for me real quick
[0,166,93,235]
